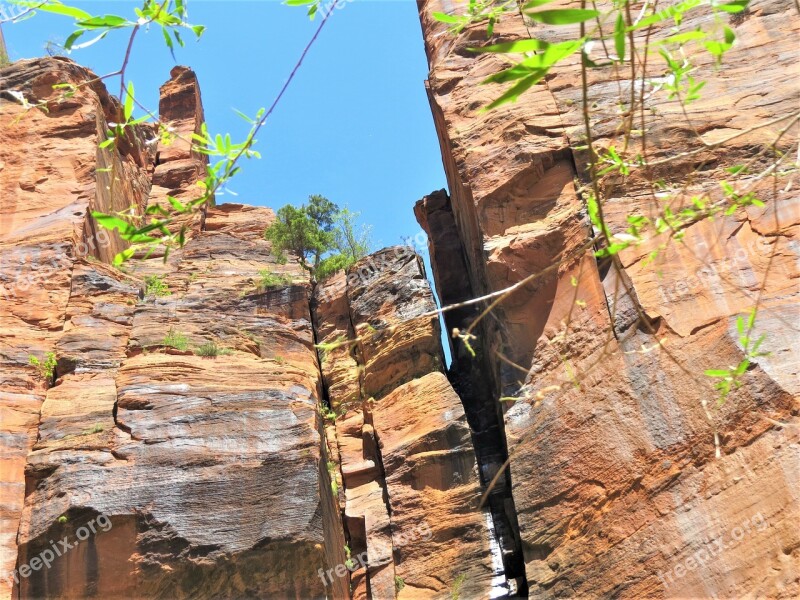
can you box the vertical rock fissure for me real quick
[415,193,528,597]
[309,282,357,598]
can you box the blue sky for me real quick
[3,0,447,253]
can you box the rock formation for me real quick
[415,0,799,598]
[0,57,497,600]
[1,0,798,596]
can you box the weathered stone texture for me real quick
[416,0,799,598]
[313,248,496,599]
[0,57,154,599]
[0,58,341,599]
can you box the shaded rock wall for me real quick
[416,0,799,598]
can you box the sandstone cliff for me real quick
[0,58,491,599]
[415,0,798,598]
[1,0,798,596]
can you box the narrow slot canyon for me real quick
[0,1,798,599]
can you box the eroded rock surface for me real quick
[313,248,497,599]
[416,0,799,597]
[1,56,495,600]
[0,58,342,599]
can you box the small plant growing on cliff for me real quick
[343,544,354,569]
[705,309,769,405]
[57,515,67,524]
[82,424,104,435]
[321,406,336,422]
[195,340,232,358]
[144,274,171,297]
[162,328,188,351]
[394,576,405,593]
[265,195,370,281]
[327,460,339,494]
[257,270,292,290]
[28,352,57,384]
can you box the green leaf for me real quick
[285,0,316,4]
[704,369,730,377]
[716,0,750,13]
[733,359,750,376]
[614,12,626,61]
[657,30,707,45]
[432,12,461,24]
[69,30,108,50]
[112,248,136,266]
[167,196,186,212]
[522,0,555,7]
[124,81,135,122]
[482,39,582,84]
[526,8,599,25]
[162,26,175,58]
[629,0,702,31]
[76,15,130,29]
[98,137,115,149]
[63,29,85,50]
[191,24,206,38]
[92,213,133,235]
[470,39,551,54]
[483,71,546,111]
[38,3,93,20]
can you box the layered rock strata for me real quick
[313,248,499,599]
[1,56,500,600]
[416,0,799,598]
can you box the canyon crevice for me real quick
[1,0,798,598]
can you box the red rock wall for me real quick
[1,57,154,599]
[1,57,499,600]
[416,0,799,598]
[0,58,342,599]
[313,249,499,599]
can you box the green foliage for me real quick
[315,334,351,361]
[328,459,339,494]
[394,576,405,593]
[343,543,354,568]
[257,270,293,290]
[265,196,370,281]
[451,574,466,600]
[162,327,188,351]
[83,423,104,435]
[453,0,750,110]
[321,406,337,422]
[28,352,57,383]
[144,274,171,297]
[705,309,769,405]
[57,515,68,524]
[195,340,231,357]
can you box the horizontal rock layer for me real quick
[1,55,501,600]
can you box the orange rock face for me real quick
[0,58,340,599]
[313,248,498,599]
[416,0,799,598]
[1,57,498,600]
